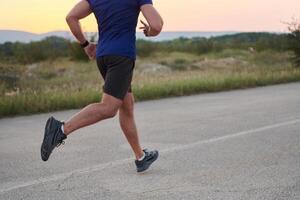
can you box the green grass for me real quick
[1,49,300,117]
[0,89,101,117]
[133,69,300,101]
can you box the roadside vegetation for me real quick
[287,19,300,67]
[1,30,300,117]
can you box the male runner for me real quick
[40,0,163,173]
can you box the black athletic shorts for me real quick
[96,55,135,100]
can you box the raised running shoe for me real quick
[41,117,67,161]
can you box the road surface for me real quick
[1,83,300,200]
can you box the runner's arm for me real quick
[66,0,92,44]
[140,4,163,36]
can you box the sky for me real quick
[0,0,299,33]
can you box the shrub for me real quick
[68,42,89,61]
[169,58,190,70]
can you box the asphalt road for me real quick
[1,83,300,200]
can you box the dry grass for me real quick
[1,49,300,117]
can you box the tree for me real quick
[287,18,300,67]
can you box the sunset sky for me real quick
[0,0,299,33]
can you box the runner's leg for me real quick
[63,93,122,135]
[119,92,144,159]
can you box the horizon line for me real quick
[0,29,288,34]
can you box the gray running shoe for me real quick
[135,149,159,173]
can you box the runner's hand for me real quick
[84,43,97,60]
[139,20,150,37]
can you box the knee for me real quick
[102,105,119,119]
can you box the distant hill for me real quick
[0,30,241,44]
[212,32,287,42]
[0,30,74,43]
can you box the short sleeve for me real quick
[86,0,93,7]
[85,0,94,11]
[138,0,153,7]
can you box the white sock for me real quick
[61,124,65,134]
[138,152,145,161]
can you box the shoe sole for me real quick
[41,117,55,161]
[137,151,159,173]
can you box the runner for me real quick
[40,0,163,173]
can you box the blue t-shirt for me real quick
[87,0,153,60]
